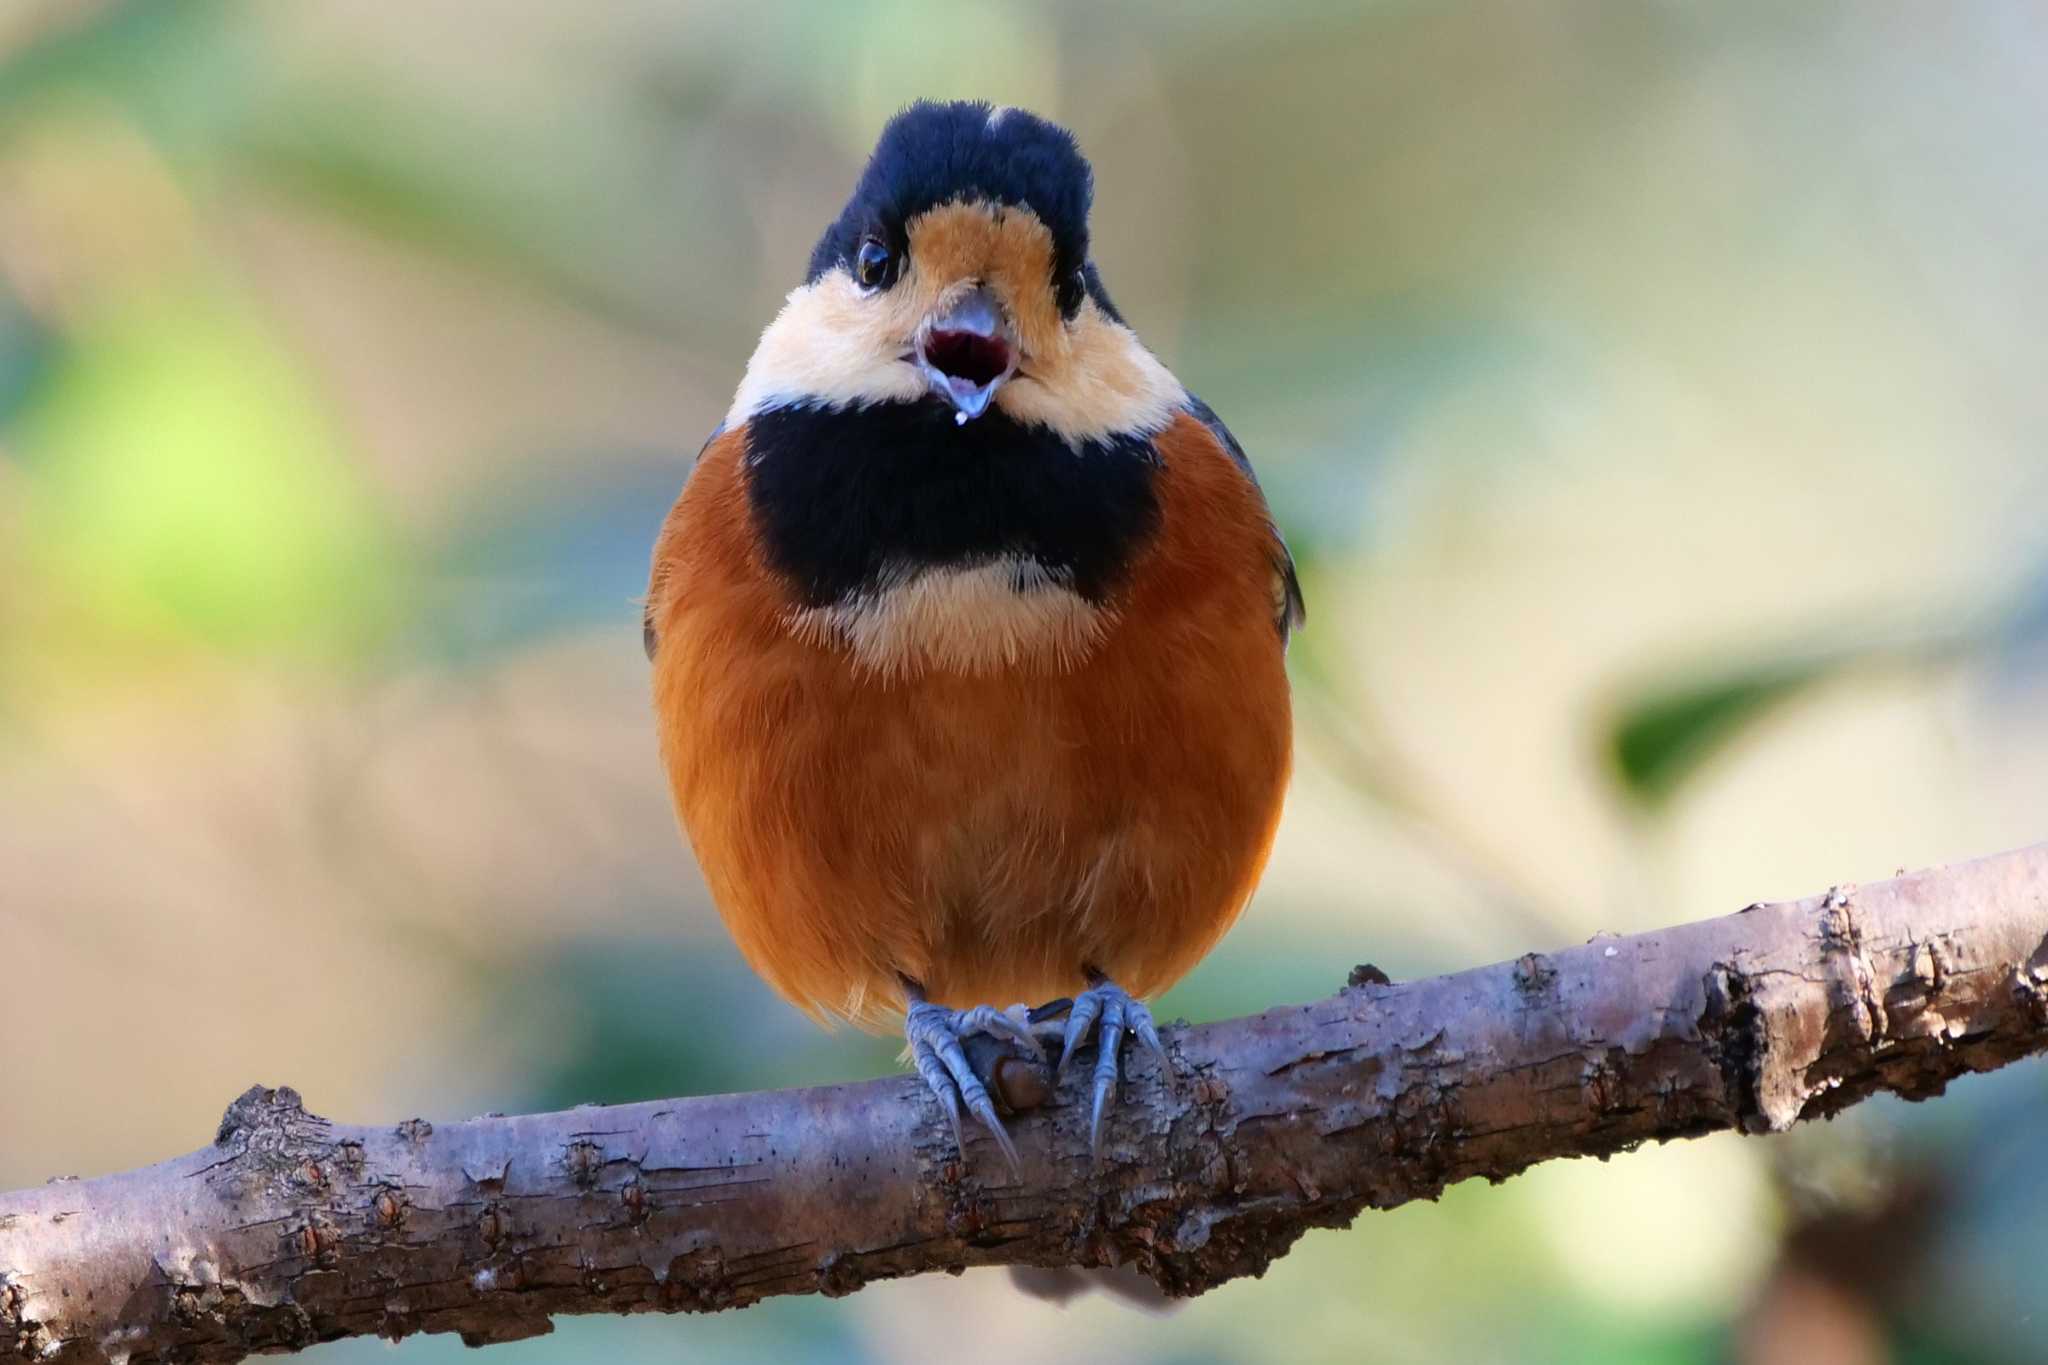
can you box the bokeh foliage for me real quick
[3,3,2046,1362]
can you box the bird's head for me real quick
[726,101,1182,442]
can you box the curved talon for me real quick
[908,1034,966,1147]
[1089,993,1127,1152]
[1055,992,1103,1081]
[1055,976,1170,1157]
[906,1000,1025,1175]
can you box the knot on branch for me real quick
[215,1085,310,1148]
[210,1085,341,1204]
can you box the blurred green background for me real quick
[3,2,2046,1362]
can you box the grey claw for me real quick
[1056,992,1103,1081]
[908,1027,966,1147]
[1058,976,1172,1157]
[965,1092,1021,1173]
[1089,992,1127,1157]
[956,1003,1045,1060]
[906,1000,1025,1175]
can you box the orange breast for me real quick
[648,411,1292,1029]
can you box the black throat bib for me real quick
[743,401,1161,610]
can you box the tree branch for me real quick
[6,845,2047,1362]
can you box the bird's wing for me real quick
[644,423,728,661]
[1182,395,1306,641]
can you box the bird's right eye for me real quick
[855,238,892,290]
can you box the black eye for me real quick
[855,238,892,289]
[1057,265,1087,316]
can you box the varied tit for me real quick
[646,100,1301,1170]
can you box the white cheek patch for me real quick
[726,275,924,429]
[994,308,1186,446]
[788,556,1111,677]
[727,275,1190,446]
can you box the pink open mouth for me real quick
[922,330,1013,389]
[915,286,1018,423]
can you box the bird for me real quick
[645,100,1301,1171]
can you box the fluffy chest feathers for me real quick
[646,411,1296,1022]
[788,554,1109,676]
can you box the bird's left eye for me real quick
[855,238,892,290]
[1057,265,1088,316]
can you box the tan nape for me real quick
[726,198,1185,444]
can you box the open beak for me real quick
[915,285,1017,425]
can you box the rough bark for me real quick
[5,845,2047,1363]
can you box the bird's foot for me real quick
[1054,972,1172,1156]
[905,1000,1043,1175]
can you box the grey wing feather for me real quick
[1183,395,1305,641]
